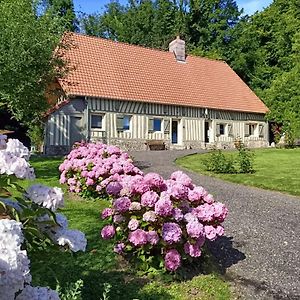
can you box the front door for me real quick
[172,120,178,144]
[70,116,84,146]
[205,121,209,143]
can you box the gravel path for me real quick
[130,150,300,300]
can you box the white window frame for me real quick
[90,113,105,131]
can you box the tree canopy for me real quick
[0,0,69,126]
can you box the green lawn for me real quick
[20,157,232,300]
[176,148,300,196]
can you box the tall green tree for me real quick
[44,0,78,32]
[0,0,68,126]
[229,0,300,141]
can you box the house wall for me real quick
[45,97,269,155]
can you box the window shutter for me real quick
[259,124,264,138]
[164,119,170,133]
[116,115,124,131]
[228,124,234,137]
[244,124,250,137]
[216,123,220,137]
[148,117,154,132]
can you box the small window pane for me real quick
[91,115,102,129]
[123,115,131,130]
[220,124,225,135]
[153,118,162,131]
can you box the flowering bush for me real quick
[100,169,228,272]
[0,135,87,300]
[59,142,142,199]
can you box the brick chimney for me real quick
[169,36,186,62]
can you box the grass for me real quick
[18,156,232,300]
[176,148,300,196]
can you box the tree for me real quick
[44,0,79,32]
[0,0,69,127]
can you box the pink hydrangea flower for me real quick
[128,229,148,246]
[184,242,202,257]
[113,214,125,224]
[101,225,115,240]
[147,231,159,245]
[164,249,181,271]
[129,202,142,211]
[162,222,182,244]
[204,225,217,241]
[155,194,173,217]
[142,211,157,222]
[141,191,159,208]
[114,242,125,254]
[106,181,122,196]
[186,220,204,239]
[215,225,224,236]
[101,208,114,220]
[170,171,193,187]
[128,219,139,231]
[203,194,214,204]
[172,208,183,222]
[144,172,165,189]
[113,197,131,213]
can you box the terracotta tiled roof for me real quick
[59,33,268,114]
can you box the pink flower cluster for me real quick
[100,167,228,272]
[59,142,142,197]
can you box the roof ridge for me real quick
[69,32,226,64]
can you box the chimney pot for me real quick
[169,36,186,62]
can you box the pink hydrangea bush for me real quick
[59,142,142,199]
[100,170,228,272]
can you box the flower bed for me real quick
[101,169,228,272]
[59,142,142,199]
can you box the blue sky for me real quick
[74,0,273,16]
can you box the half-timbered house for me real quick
[45,33,269,155]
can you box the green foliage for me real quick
[44,0,79,32]
[27,122,45,153]
[81,0,242,54]
[56,279,84,300]
[228,0,300,141]
[203,149,236,174]
[236,145,255,173]
[0,0,69,127]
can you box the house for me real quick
[44,33,269,155]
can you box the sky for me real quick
[74,0,273,16]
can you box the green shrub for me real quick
[235,141,255,173]
[203,149,236,174]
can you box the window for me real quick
[245,123,257,137]
[219,124,225,135]
[216,123,226,136]
[91,114,103,129]
[153,118,162,131]
[116,115,131,131]
[123,115,131,130]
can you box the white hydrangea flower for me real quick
[26,185,64,211]
[0,134,7,150]
[15,285,60,300]
[0,220,31,300]
[56,229,87,252]
[6,139,30,161]
[0,151,35,180]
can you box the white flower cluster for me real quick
[26,185,64,211]
[6,139,30,160]
[0,138,35,180]
[16,285,60,300]
[0,134,7,150]
[0,220,31,300]
[39,213,87,253]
